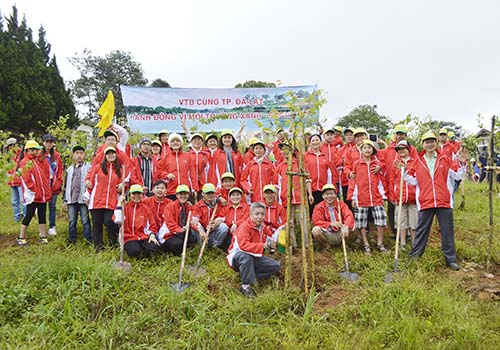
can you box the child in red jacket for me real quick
[351,140,388,255]
[223,187,250,234]
[143,180,172,229]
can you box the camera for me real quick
[369,134,378,142]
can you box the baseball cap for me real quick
[438,128,448,135]
[103,130,118,139]
[202,183,216,193]
[353,128,368,136]
[321,184,337,193]
[395,140,411,151]
[72,145,85,153]
[229,187,243,195]
[176,185,190,193]
[263,184,277,193]
[42,134,56,142]
[6,137,17,146]
[158,129,169,136]
[139,137,152,145]
[129,184,143,193]
[104,146,116,154]
[221,172,235,180]
[221,129,234,138]
[25,140,42,149]
[190,133,204,142]
[421,131,437,142]
[393,125,408,134]
[151,139,162,147]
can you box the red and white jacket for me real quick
[19,153,51,204]
[85,162,129,210]
[404,150,465,211]
[7,148,22,187]
[162,150,197,195]
[240,158,275,203]
[159,200,194,243]
[389,156,416,204]
[304,150,338,192]
[274,157,302,205]
[44,150,64,195]
[189,148,209,191]
[113,200,157,244]
[143,195,172,229]
[192,199,225,229]
[264,200,286,233]
[222,202,250,228]
[227,217,273,268]
[320,142,342,165]
[351,157,386,207]
[212,148,243,188]
[312,199,355,230]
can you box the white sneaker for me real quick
[48,227,57,236]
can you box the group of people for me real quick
[4,123,468,297]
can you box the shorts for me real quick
[355,206,386,228]
[394,203,417,230]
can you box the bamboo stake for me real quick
[487,116,496,273]
[284,140,294,288]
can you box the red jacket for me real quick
[269,139,284,163]
[339,142,356,186]
[189,148,209,191]
[405,150,465,210]
[114,201,157,243]
[44,150,64,195]
[264,200,286,232]
[242,149,255,167]
[161,142,171,157]
[143,195,172,228]
[274,157,302,205]
[390,156,416,204]
[86,162,126,210]
[160,199,194,242]
[351,157,386,207]
[7,148,22,187]
[312,199,355,230]
[379,142,417,201]
[205,147,219,185]
[162,150,197,194]
[304,150,338,192]
[222,202,249,228]
[19,153,52,204]
[320,142,342,165]
[92,144,132,175]
[192,199,225,229]
[227,217,273,268]
[212,148,243,188]
[240,158,275,202]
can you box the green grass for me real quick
[0,181,499,349]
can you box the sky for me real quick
[2,0,499,133]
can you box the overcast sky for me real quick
[2,0,499,133]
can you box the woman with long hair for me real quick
[213,129,243,188]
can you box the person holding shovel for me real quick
[312,184,354,249]
[227,202,281,298]
[399,131,467,270]
[113,184,160,258]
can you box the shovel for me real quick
[170,212,192,293]
[337,198,359,282]
[458,179,466,210]
[385,167,404,283]
[114,174,131,273]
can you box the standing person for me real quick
[305,134,338,216]
[240,139,275,203]
[158,129,171,157]
[268,129,286,164]
[400,131,467,270]
[42,134,63,236]
[113,185,160,259]
[339,127,356,207]
[17,140,52,246]
[205,134,220,186]
[151,139,163,161]
[311,184,355,249]
[62,145,91,244]
[478,146,489,183]
[321,127,342,163]
[162,133,197,201]
[226,202,281,298]
[188,133,209,201]
[85,147,127,252]
[131,137,164,197]
[351,140,388,255]
[213,129,243,188]
[5,137,26,222]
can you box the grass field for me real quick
[0,181,499,350]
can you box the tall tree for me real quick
[70,49,148,124]
[336,104,393,138]
[0,6,76,134]
[235,80,277,88]
[150,78,171,88]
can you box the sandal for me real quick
[362,244,371,255]
[16,237,28,246]
[39,236,49,245]
[377,244,389,253]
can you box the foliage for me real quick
[69,49,148,124]
[337,105,393,138]
[0,6,77,135]
[235,80,277,88]
[150,78,171,88]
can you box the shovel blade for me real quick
[187,265,206,277]
[170,282,190,293]
[113,261,132,273]
[340,271,359,283]
[384,273,394,283]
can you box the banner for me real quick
[121,85,319,133]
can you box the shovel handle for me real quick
[178,212,192,285]
[337,199,350,273]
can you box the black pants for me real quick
[161,230,200,256]
[90,209,118,251]
[22,202,47,226]
[342,185,352,211]
[409,208,457,264]
[309,191,323,218]
[387,201,397,234]
[124,240,160,259]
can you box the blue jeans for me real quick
[207,223,229,248]
[232,251,281,285]
[48,194,58,228]
[10,186,26,221]
[68,203,92,242]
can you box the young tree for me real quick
[69,49,148,124]
[336,105,393,138]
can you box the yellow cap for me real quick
[151,139,162,147]
[248,137,258,146]
[252,139,265,148]
[104,146,116,154]
[176,185,190,194]
[129,184,143,193]
[321,184,337,193]
[438,128,448,135]
[202,183,216,193]
[360,139,377,155]
[421,131,437,142]
[393,124,408,134]
[190,133,204,142]
[334,126,343,133]
[447,131,455,139]
[263,184,277,193]
[353,127,368,136]
[159,129,169,135]
[221,129,234,138]
[229,187,243,195]
[25,140,42,149]
[221,172,235,180]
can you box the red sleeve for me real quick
[163,202,183,233]
[236,225,265,254]
[312,205,331,229]
[19,159,36,192]
[52,153,64,193]
[237,205,250,226]
[146,206,158,234]
[240,164,251,193]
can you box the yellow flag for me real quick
[95,90,115,137]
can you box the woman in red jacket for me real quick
[113,184,160,258]
[41,134,64,236]
[240,140,275,203]
[17,140,52,246]
[162,133,196,200]
[212,129,243,188]
[188,133,209,201]
[85,147,127,252]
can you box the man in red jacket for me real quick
[400,131,467,270]
[227,202,281,298]
[312,184,355,249]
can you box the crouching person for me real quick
[312,184,355,249]
[113,184,160,258]
[159,185,200,256]
[227,202,281,298]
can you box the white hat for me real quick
[6,137,17,146]
[168,133,183,146]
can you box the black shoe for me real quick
[447,262,460,271]
[239,285,256,298]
